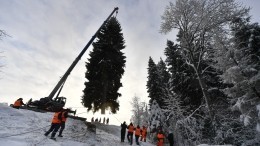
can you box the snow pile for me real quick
[0,103,154,146]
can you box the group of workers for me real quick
[91,117,109,124]
[121,121,174,146]
[155,128,174,146]
[120,122,147,145]
[44,108,69,140]
[12,98,174,145]
[12,98,69,140]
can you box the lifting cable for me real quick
[109,111,121,124]
[75,111,88,115]
[0,125,50,139]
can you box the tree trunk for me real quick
[101,80,108,114]
[193,67,214,121]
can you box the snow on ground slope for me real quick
[0,103,155,146]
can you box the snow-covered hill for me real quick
[0,103,155,146]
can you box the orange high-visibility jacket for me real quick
[141,127,147,136]
[61,111,68,122]
[128,125,134,133]
[135,128,141,136]
[157,133,164,142]
[13,100,22,107]
[52,112,62,124]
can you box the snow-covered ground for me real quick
[0,103,155,146]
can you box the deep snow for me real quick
[0,103,155,146]
[0,103,233,146]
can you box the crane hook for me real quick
[115,7,118,17]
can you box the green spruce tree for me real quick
[82,17,126,114]
[156,58,170,108]
[147,57,163,107]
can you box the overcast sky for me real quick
[0,0,260,125]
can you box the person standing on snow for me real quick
[134,125,141,145]
[121,121,128,142]
[12,98,25,109]
[168,130,174,146]
[103,117,106,124]
[58,108,69,137]
[140,125,147,142]
[157,129,165,146]
[106,118,109,124]
[44,109,62,140]
[127,122,134,145]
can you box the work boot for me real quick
[58,135,63,137]
[51,132,57,138]
[44,132,50,136]
[50,137,56,140]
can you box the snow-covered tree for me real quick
[164,40,202,111]
[156,58,170,108]
[148,100,163,132]
[160,0,249,121]
[130,95,148,126]
[82,17,126,114]
[147,57,164,107]
[215,17,260,145]
[165,37,231,145]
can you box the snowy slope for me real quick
[0,103,154,146]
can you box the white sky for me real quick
[0,0,260,126]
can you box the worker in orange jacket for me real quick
[58,108,69,137]
[13,98,25,109]
[44,109,62,140]
[140,125,147,142]
[134,125,141,145]
[157,130,164,146]
[127,122,134,145]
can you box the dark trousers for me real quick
[140,135,146,142]
[135,135,140,145]
[121,130,126,142]
[13,106,20,109]
[59,122,65,136]
[45,123,61,138]
[169,141,174,146]
[168,133,174,146]
[127,132,133,145]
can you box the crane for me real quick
[26,7,119,112]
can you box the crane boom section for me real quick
[48,7,119,99]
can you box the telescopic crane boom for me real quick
[27,7,119,112]
[48,7,119,99]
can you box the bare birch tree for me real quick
[0,30,8,73]
[130,95,148,126]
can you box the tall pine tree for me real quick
[147,57,163,106]
[165,40,202,111]
[82,17,126,114]
[156,58,170,108]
